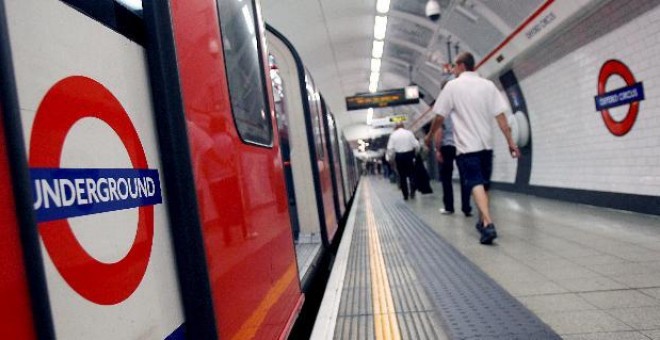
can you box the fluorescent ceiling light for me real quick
[372,40,384,58]
[369,82,378,93]
[367,108,374,125]
[371,58,381,73]
[374,16,388,40]
[376,0,390,14]
[370,72,380,84]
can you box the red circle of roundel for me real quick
[29,76,154,305]
[597,59,639,136]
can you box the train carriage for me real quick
[0,0,358,338]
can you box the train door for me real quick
[306,75,339,244]
[2,0,185,338]
[320,100,345,221]
[325,109,347,217]
[270,55,301,246]
[265,27,326,287]
[170,0,303,338]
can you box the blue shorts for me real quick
[456,150,493,191]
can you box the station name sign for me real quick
[346,86,419,111]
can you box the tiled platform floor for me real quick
[397,176,660,340]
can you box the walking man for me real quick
[387,122,419,200]
[435,114,472,216]
[424,52,520,244]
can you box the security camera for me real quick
[425,0,441,22]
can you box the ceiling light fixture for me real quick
[372,40,384,59]
[374,16,388,40]
[370,72,380,85]
[371,58,381,73]
[376,0,390,14]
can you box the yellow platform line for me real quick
[365,188,401,340]
[232,263,297,340]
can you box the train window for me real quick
[217,0,273,147]
[59,0,144,45]
[305,75,324,160]
[311,97,325,160]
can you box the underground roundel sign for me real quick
[29,76,162,305]
[594,59,645,136]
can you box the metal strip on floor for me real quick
[368,178,561,340]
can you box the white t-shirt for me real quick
[387,128,419,153]
[432,72,508,155]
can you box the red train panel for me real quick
[0,113,36,340]
[170,0,302,338]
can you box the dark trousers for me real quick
[439,145,471,214]
[395,150,416,199]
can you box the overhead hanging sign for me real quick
[346,85,419,111]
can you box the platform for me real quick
[312,176,660,340]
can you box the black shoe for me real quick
[464,211,473,217]
[479,223,497,245]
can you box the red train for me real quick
[0,0,358,338]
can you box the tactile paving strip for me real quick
[369,180,561,340]
[334,205,375,339]
[335,182,445,340]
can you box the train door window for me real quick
[305,75,324,160]
[217,0,273,147]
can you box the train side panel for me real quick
[0,112,36,340]
[170,0,302,338]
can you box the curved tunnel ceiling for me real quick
[260,0,545,142]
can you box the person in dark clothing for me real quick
[435,115,471,216]
[387,122,419,200]
[414,152,433,194]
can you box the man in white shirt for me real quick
[387,122,420,200]
[424,52,520,245]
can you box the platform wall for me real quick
[490,0,660,215]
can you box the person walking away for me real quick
[435,114,472,216]
[424,52,520,244]
[387,122,419,200]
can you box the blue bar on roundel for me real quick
[594,82,645,111]
[29,168,163,223]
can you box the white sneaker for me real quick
[439,209,454,215]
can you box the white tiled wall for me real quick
[512,3,660,195]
